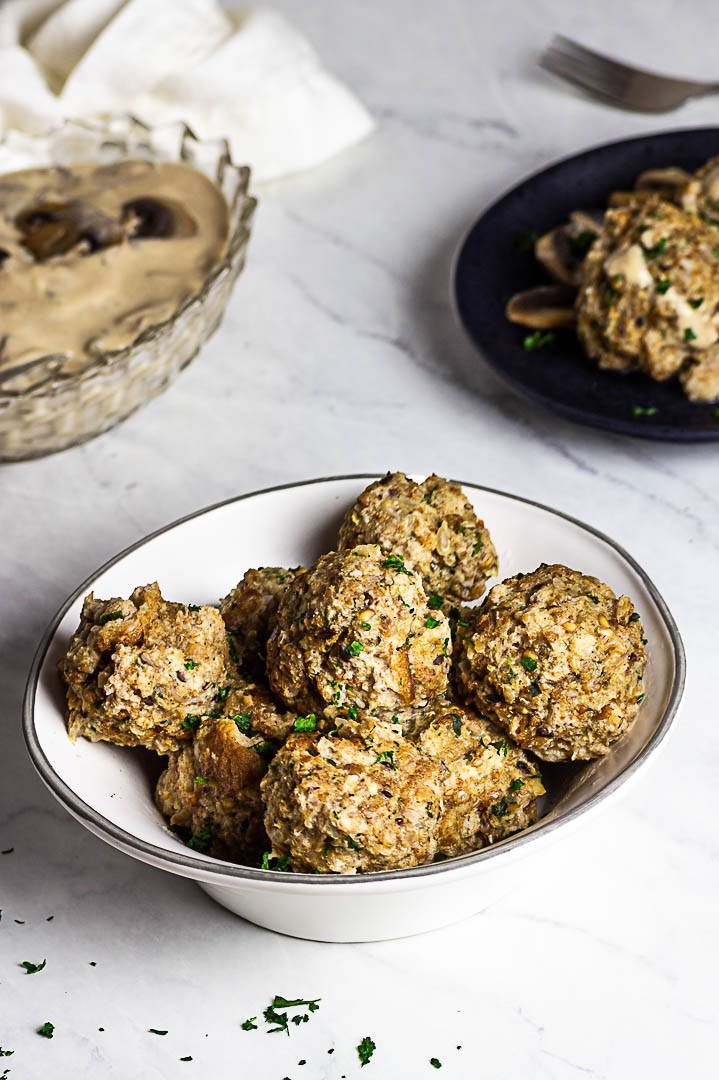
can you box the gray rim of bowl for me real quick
[23,474,686,888]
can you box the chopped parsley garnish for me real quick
[348,640,364,657]
[490,739,510,757]
[187,828,212,854]
[523,330,554,351]
[194,776,208,785]
[37,1022,54,1039]
[381,554,411,574]
[347,706,358,719]
[359,621,371,631]
[180,1056,193,1061]
[187,604,201,611]
[357,1035,376,1066]
[263,996,321,1036]
[233,712,254,735]
[451,714,463,736]
[293,714,317,733]
[689,297,704,309]
[632,405,657,417]
[636,693,646,704]
[0,1049,13,1057]
[149,1029,168,1036]
[184,659,198,670]
[655,279,671,294]
[253,740,275,760]
[586,593,599,603]
[529,679,541,697]
[684,327,697,342]
[261,852,291,871]
[569,229,597,256]
[520,655,537,673]
[430,1059,442,1069]
[241,1018,258,1031]
[375,750,397,770]
[601,278,617,306]
[425,616,441,629]
[642,236,667,259]
[472,534,484,554]
[510,779,525,792]
[20,959,46,974]
[491,797,511,817]
[182,714,201,732]
[427,593,443,610]
[97,611,122,625]
[628,612,641,622]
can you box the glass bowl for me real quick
[0,116,256,462]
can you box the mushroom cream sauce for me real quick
[0,159,230,384]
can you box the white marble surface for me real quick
[2,1,718,1076]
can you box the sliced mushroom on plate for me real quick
[608,166,692,209]
[505,284,577,329]
[534,209,603,287]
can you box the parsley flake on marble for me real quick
[357,1035,376,1066]
[20,959,46,974]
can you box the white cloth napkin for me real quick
[0,0,374,181]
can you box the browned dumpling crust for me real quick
[266,544,451,715]
[576,195,719,399]
[155,677,292,862]
[222,667,297,743]
[454,564,647,762]
[337,473,498,604]
[220,566,305,676]
[409,700,544,855]
[58,582,229,755]
[261,723,441,873]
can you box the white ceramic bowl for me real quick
[24,476,685,942]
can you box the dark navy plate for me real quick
[454,128,719,441]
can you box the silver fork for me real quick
[541,34,719,112]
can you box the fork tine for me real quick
[550,35,640,84]
[541,46,627,102]
[540,33,708,111]
[544,39,633,97]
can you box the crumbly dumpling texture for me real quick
[58,582,229,754]
[267,544,451,715]
[222,667,297,742]
[454,564,646,762]
[261,724,441,873]
[338,473,498,603]
[576,195,719,398]
[155,678,288,862]
[156,730,266,864]
[220,567,304,675]
[411,701,543,855]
